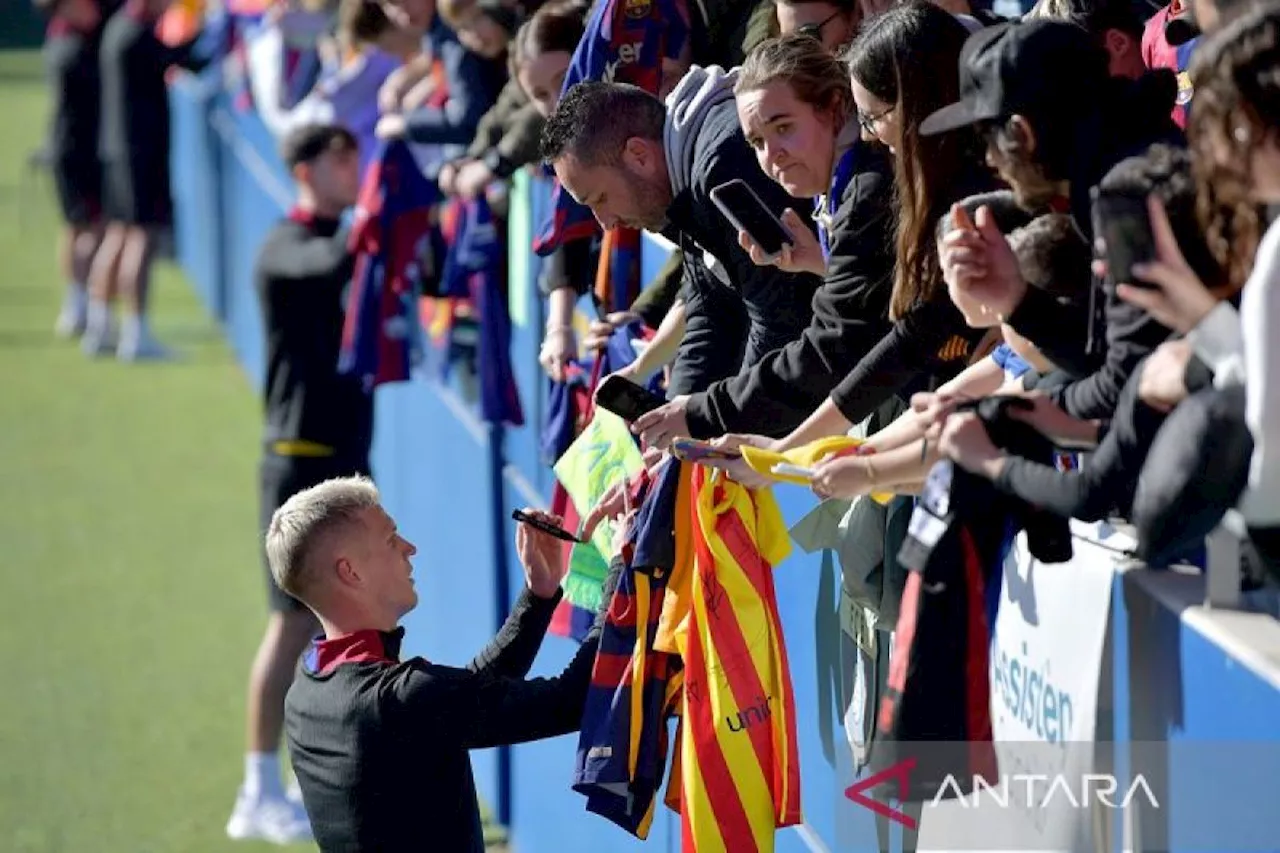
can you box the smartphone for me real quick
[511,509,583,543]
[595,374,667,423]
[710,179,794,261]
[772,462,816,479]
[1091,188,1157,289]
[670,437,742,464]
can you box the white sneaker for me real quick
[225,789,313,845]
[116,323,171,362]
[285,778,304,805]
[54,291,88,339]
[80,319,118,358]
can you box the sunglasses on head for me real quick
[795,10,841,41]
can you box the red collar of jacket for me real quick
[308,627,406,676]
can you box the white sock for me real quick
[244,751,284,801]
[120,312,143,341]
[86,299,111,332]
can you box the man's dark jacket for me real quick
[287,575,618,853]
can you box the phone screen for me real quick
[595,375,666,423]
[711,180,793,257]
[1092,190,1156,289]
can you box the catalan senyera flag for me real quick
[338,139,433,390]
[680,467,802,853]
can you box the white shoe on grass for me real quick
[225,788,313,845]
[54,290,88,339]
[80,321,117,358]
[116,321,171,362]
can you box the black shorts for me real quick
[52,153,102,226]
[259,452,373,613]
[101,155,172,227]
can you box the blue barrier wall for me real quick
[171,75,1280,853]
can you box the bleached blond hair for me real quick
[265,475,381,599]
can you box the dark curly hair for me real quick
[1186,1,1280,292]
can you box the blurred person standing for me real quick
[226,124,366,845]
[87,0,208,360]
[251,0,418,180]
[39,0,107,340]
[436,0,534,200]
[373,0,507,165]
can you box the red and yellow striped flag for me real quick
[678,467,802,852]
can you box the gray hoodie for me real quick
[663,64,740,201]
[656,63,822,399]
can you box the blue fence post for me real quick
[487,422,514,828]
[207,90,228,323]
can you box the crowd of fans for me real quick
[37,0,1280,846]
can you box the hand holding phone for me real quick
[1109,194,1219,335]
[711,179,794,264]
[1091,187,1157,289]
[595,374,667,423]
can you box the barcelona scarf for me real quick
[431,197,524,426]
[276,10,328,110]
[593,226,644,315]
[867,458,1002,804]
[222,0,274,111]
[338,139,433,390]
[680,467,802,851]
[573,459,689,837]
[573,455,691,835]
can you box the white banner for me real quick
[918,521,1121,853]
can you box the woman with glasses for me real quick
[716,1,1000,465]
[773,0,869,53]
